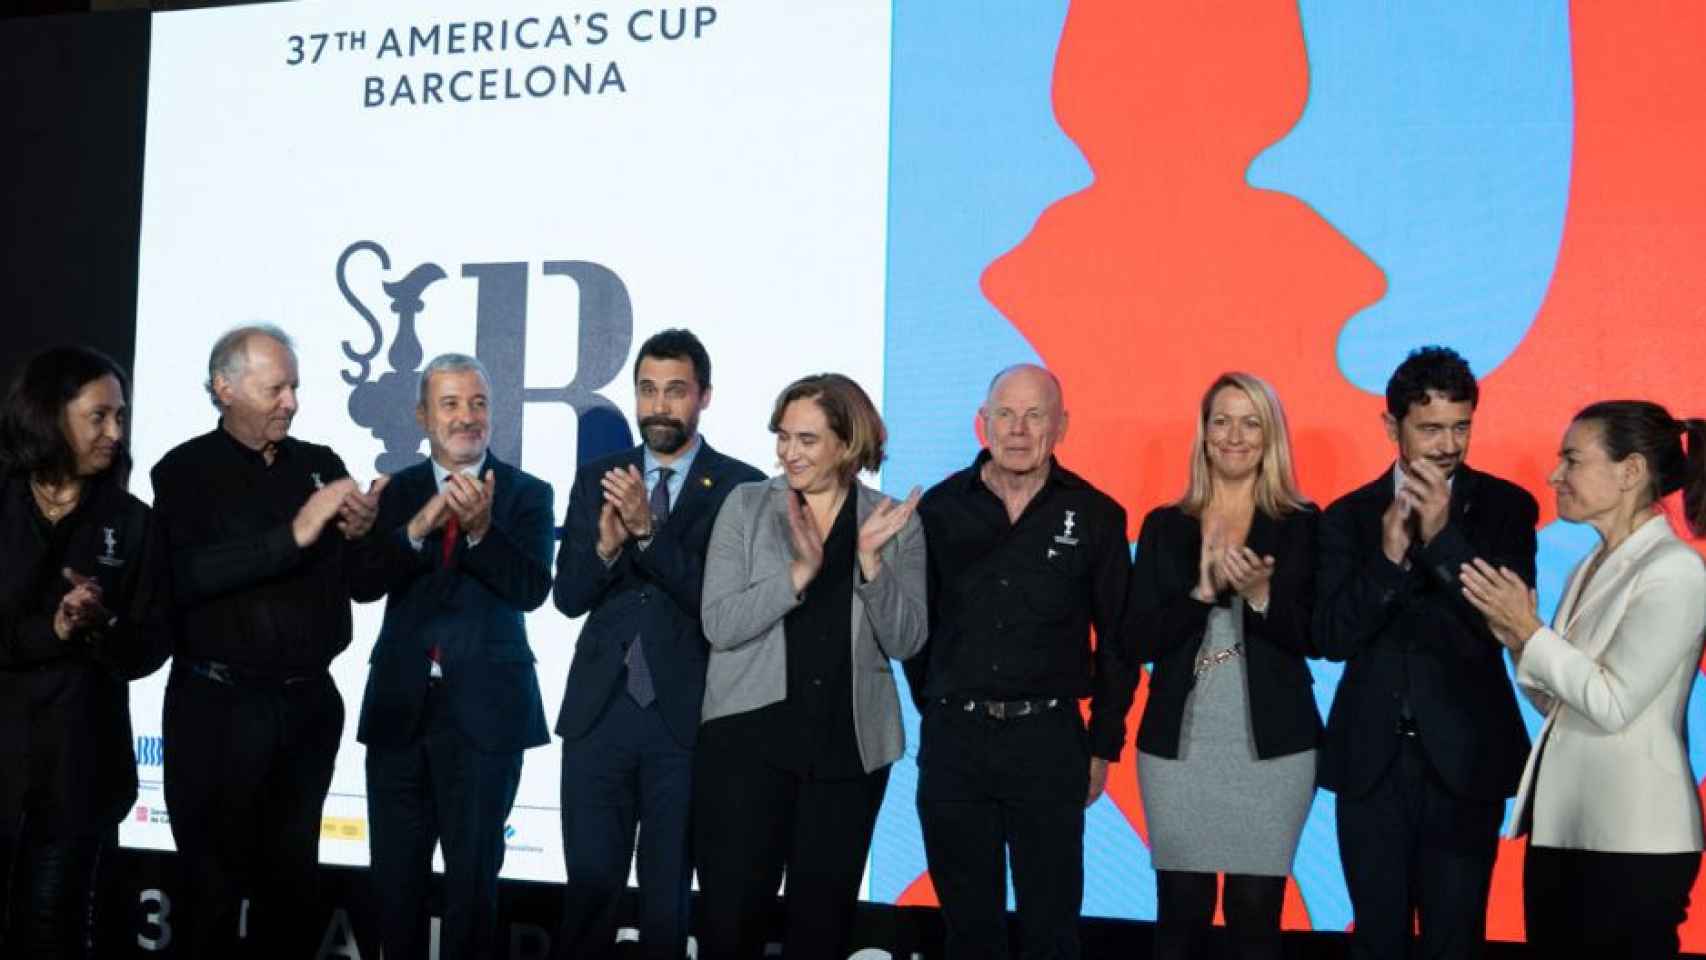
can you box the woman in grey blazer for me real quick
[1464,400,1706,958]
[695,373,927,960]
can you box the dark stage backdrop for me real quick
[1,10,149,381]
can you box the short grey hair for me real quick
[205,324,296,410]
[417,353,491,407]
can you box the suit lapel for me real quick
[1550,552,1594,633]
[1560,514,1671,642]
[1449,466,1478,523]
[849,483,881,652]
[662,441,717,527]
[1361,469,1397,541]
[1246,507,1278,559]
[482,453,512,513]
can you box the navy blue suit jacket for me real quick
[553,441,762,749]
[351,454,554,753]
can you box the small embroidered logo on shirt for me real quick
[98,526,124,567]
[1053,510,1079,546]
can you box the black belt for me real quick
[944,697,1064,720]
[181,658,321,691]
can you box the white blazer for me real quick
[1507,512,1706,852]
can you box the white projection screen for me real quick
[124,0,891,883]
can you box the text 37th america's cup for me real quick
[283,8,720,109]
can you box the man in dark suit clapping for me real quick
[1315,346,1537,959]
[551,329,762,960]
[350,352,555,960]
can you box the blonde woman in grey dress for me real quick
[1128,372,1321,960]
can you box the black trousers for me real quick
[0,826,110,959]
[556,693,693,960]
[366,682,524,960]
[1525,843,1700,958]
[692,721,890,960]
[916,701,1089,960]
[1336,736,1503,960]
[162,664,342,960]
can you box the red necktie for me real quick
[441,511,460,568]
[430,510,461,671]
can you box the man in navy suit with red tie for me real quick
[351,353,555,960]
[552,329,762,959]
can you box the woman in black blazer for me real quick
[0,347,170,958]
[1129,372,1320,960]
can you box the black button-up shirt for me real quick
[907,451,1136,759]
[721,490,864,780]
[151,426,363,675]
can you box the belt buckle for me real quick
[987,701,1007,720]
[204,661,233,686]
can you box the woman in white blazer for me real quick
[1462,400,1706,958]
[695,373,927,960]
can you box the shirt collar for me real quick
[643,434,702,480]
[964,449,1077,493]
[432,453,488,490]
[217,420,289,467]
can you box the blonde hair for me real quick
[1177,372,1309,518]
[768,373,886,482]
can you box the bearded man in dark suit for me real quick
[1316,346,1537,960]
[551,329,762,960]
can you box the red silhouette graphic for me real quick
[910,0,1706,944]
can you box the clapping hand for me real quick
[406,489,450,543]
[601,466,655,539]
[445,470,496,541]
[1403,458,1452,545]
[1217,545,1276,608]
[1193,530,1228,603]
[1460,558,1542,653]
[53,568,113,640]
[856,486,922,581]
[595,501,629,562]
[293,476,359,548]
[785,491,825,595]
[336,475,389,539]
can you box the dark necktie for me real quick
[626,468,672,706]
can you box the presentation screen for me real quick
[125,0,890,886]
[117,0,1706,946]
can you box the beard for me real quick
[641,416,690,454]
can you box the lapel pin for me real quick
[700,476,714,488]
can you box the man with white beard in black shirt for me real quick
[151,325,384,959]
[905,364,1137,960]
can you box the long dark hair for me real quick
[1573,400,1706,536]
[0,346,132,489]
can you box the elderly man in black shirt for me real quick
[906,364,1136,960]
[151,325,383,959]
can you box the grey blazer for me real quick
[701,476,928,772]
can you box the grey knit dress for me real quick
[1137,601,1316,876]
